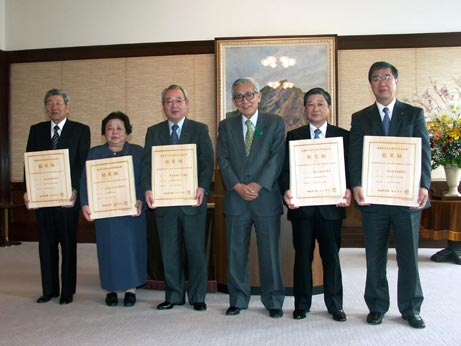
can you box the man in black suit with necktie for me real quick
[24,89,90,304]
[349,61,431,329]
[279,87,350,322]
[141,84,214,312]
[217,77,285,318]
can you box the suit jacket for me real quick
[348,99,431,210]
[217,112,285,216]
[279,123,350,221]
[140,117,214,216]
[25,119,91,192]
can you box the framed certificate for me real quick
[362,136,421,207]
[24,149,73,208]
[289,137,347,206]
[151,144,198,207]
[85,156,137,219]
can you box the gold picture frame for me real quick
[215,36,337,131]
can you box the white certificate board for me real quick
[289,137,347,206]
[362,135,421,207]
[151,144,198,207]
[85,156,137,219]
[24,149,73,208]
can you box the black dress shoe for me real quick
[331,309,347,322]
[105,292,118,306]
[36,295,57,303]
[430,248,453,262]
[452,251,461,265]
[124,292,136,307]
[193,302,207,311]
[293,309,307,320]
[269,309,283,318]
[402,315,426,329]
[59,296,73,305]
[225,306,241,316]
[367,311,384,325]
[157,301,179,310]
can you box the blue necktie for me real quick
[314,128,321,139]
[51,125,60,149]
[171,124,179,144]
[383,107,390,136]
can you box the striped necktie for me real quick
[314,128,321,139]
[245,119,254,157]
[51,125,60,149]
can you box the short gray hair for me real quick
[44,88,70,105]
[232,78,260,96]
[161,84,189,104]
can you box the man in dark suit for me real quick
[24,89,90,304]
[141,84,214,312]
[279,87,350,322]
[217,77,285,318]
[349,61,431,329]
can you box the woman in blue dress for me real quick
[80,111,146,307]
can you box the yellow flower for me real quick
[448,128,460,140]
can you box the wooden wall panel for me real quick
[12,47,461,182]
[62,59,128,147]
[9,54,216,182]
[9,62,62,182]
[6,33,461,251]
[0,50,9,207]
[125,55,216,150]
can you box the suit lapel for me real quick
[389,100,405,136]
[230,115,246,157]
[325,124,333,138]
[179,118,192,144]
[159,121,171,145]
[304,126,312,140]
[368,104,386,136]
[57,120,73,149]
[250,114,268,158]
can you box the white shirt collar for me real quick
[309,122,328,139]
[376,98,396,120]
[168,117,186,134]
[51,118,67,135]
[241,110,258,128]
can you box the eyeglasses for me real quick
[371,74,394,83]
[164,98,185,105]
[233,92,257,102]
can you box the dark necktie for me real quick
[51,125,60,149]
[314,128,321,139]
[171,124,179,144]
[383,107,390,136]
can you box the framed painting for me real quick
[215,36,337,131]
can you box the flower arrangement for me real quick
[409,78,461,169]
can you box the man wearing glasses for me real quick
[141,84,214,312]
[349,61,431,329]
[217,77,285,318]
[279,87,350,322]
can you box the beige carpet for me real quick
[0,242,459,346]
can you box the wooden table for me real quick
[0,204,22,247]
[421,198,461,264]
